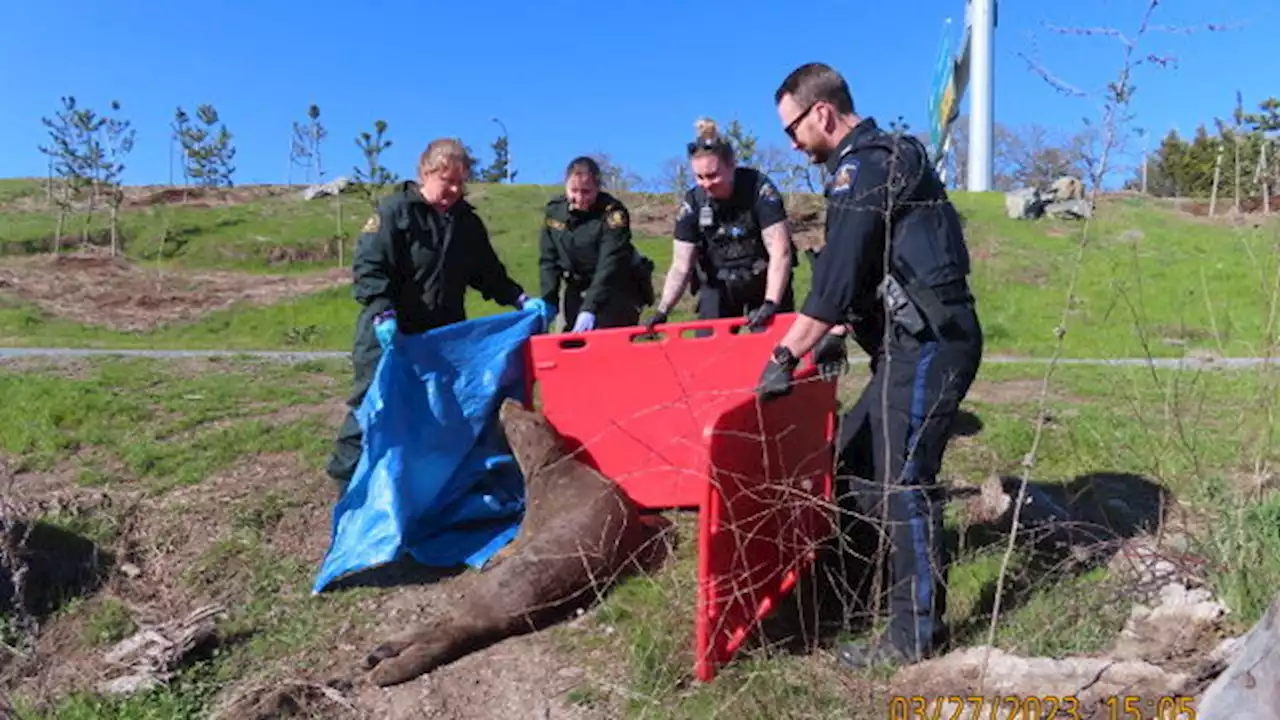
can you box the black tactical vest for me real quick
[843,129,971,289]
[690,169,770,285]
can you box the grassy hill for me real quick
[2,177,1279,718]
[2,177,1277,358]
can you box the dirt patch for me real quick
[625,195,681,239]
[138,452,334,595]
[350,637,612,720]
[1008,264,1050,286]
[965,378,1084,405]
[1185,193,1280,218]
[5,440,626,717]
[214,636,613,720]
[1,184,294,214]
[125,184,293,210]
[0,356,97,378]
[3,452,332,706]
[0,252,348,331]
[621,191,827,252]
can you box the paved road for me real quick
[0,346,1275,370]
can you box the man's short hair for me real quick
[774,62,855,115]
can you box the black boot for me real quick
[835,637,917,671]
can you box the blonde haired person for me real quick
[644,117,796,334]
[324,137,553,494]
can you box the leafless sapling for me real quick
[290,103,326,185]
[97,101,136,256]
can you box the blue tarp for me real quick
[312,308,543,595]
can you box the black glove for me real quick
[643,309,668,333]
[756,345,799,400]
[744,300,777,331]
[812,332,848,381]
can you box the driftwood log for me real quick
[362,398,670,687]
[1196,591,1280,719]
[97,603,226,695]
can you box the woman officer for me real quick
[645,118,796,333]
[537,156,654,332]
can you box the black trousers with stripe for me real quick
[834,302,983,658]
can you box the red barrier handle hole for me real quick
[730,323,766,336]
[559,337,587,350]
[679,327,714,339]
[629,331,665,343]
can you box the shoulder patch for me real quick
[362,213,381,233]
[758,181,779,201]
[830,158,860,196]
[676,199,694,221]
[546,217,566,230]
[606,207,629,229]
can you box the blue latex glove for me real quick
[374,311,397,350]
[517,295,555,332]
[571,311,596,333]
[484,454,515,472]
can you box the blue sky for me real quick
[0,0,1273,189]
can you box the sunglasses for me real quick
[686,136,730,156]
[784,102,818,140]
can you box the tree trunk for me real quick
[335,194,344,268]
[1196,591,1280,719]
[1210,147,1225,216]
[110,198,120,257]
[54,184,71,255]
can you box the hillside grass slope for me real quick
[2,177,1279,718]
[1,177,1276,360]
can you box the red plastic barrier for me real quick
[695,372,836,681]
[524,314,837,682]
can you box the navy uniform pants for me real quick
[833,302,983,659]
[695,272,795,321]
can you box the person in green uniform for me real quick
[538,156,655,332]
[324,137,554,494]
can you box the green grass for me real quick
[3,174,1280,717]
[3,352,1278,718]
[556,359,1280,717]
[2,356,378,720]
[1,179,1277,359]
[0,356,341,490]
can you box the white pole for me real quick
[966,0,995,191]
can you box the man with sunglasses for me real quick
[758,62,984,671]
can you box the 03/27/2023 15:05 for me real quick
[886,694,1198,719]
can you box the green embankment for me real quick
[2,178,1276,358]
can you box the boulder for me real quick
[302,176,352,201]
[1005,187,1044,220]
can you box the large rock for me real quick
[1044,198,1093,220]
[1005,187,1044,220]
[893,646,1193,718]
[1004,176,1092,221]
[1048,175,1085,202]
[1197,591,1280,719]
[302,176,352,201]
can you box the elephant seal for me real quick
[362,398,671,687]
